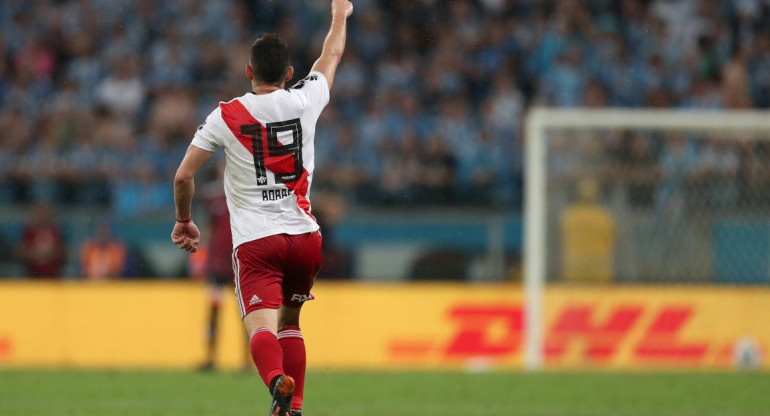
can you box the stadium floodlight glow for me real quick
[523,108,770,370]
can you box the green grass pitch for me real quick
[1,370,768,416]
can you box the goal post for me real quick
[523,108,770,370]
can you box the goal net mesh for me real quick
[524,109,770,369]
[544,126,770,284]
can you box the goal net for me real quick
[523,109,770,370]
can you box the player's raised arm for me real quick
[171,145,213,253]
[311,0,354,90]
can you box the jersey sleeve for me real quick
[190,106,226,152]
[290,71,330,116]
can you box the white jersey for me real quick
[190,71,329,249]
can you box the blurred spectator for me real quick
[739,140,770,205]
[691,139,740,209]
[94,60,145,116]
[656,136,699,216]
[378,130,421,204]
[416,135,457,204]
[750,32,770,108]
[148,87,198,143]
[540,48,586,107]
[315,124,375,199]
[80,220,127,280]
[312,191,353,279]
[15,202,66,278]
[721,48,752,109]
[457,130,508,205]
[485,74,524,132]
[612,133,660,209]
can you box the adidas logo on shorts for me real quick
[249,295,262,306]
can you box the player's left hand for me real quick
[171,219,201,253]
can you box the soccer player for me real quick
[170,1,353,415]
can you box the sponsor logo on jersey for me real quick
[257,176,268,185]
[249,295,262,306]
[290,294,312,303]
[262,189,293,201]
[291,74,318,90]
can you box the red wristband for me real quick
[176,216,192,224]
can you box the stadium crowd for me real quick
[1,0,770,213]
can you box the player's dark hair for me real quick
[250,33,290,85]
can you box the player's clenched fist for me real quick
[171,219,200,253]
[331,0,353,17]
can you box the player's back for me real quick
[191,72,330,248]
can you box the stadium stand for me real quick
[1,0,769,278]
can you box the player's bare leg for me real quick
[198,285,222,371]
[199,285,252,372]
[278,305,305,415]
[244,308,294,416]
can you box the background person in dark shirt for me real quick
[197,162,249,371]
[16,202,65,278]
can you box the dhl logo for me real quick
[0,335,11,358]
[389,303,755,367]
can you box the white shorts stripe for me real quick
[230,249,237,316]
[232,248,245,318]
[237,249,246,317]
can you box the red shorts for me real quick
[232,231,322,318]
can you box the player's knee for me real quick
[278,316,300,330]
[278,307,301,329]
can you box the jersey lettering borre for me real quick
[190,71,330,249]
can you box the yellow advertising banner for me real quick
[0,282,767,370]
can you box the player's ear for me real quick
[246,65,254,81]
[285,66,294,83]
